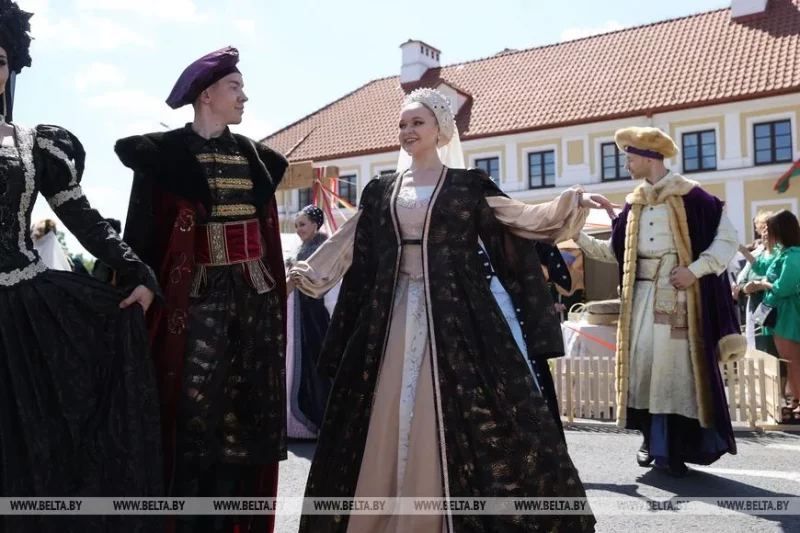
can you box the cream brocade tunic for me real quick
[577,174,738,420]
[291,178,588,533]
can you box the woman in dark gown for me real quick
[0,2,163,531]
[284,205,334,438]
[289,88,617,533]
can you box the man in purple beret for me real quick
[165,46,242,110]
[115,46,288,533]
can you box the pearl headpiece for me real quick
[403,88,456,147]
[300,204,324,228]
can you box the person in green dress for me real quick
[736,213,785,397]
[743,210,800,420]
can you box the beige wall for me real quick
[703,182,726,202]
[566,140,585,166]
[744,177,800,240]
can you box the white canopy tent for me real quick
[280,233,302,260]
[583,207,615,235]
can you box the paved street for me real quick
[275,426,800,533]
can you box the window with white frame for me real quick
[682,130,717,173]
[338,175,358,206]
[528,151,555,189]
[601,142,630,181]
[298,187,312,208]
[475,157,500,182]
[754,120,793,165]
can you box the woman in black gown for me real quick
[285,205,334,438]
[0,2,163,531]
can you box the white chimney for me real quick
[731,0,769,18]
[400,40,441,84]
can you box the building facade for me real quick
[265,0,800,243]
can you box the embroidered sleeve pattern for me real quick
[35,126,161,296]
[576,232,618,263]
[47,185,85,207]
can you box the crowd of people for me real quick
[734,211,800,422]
[1,0,798,532]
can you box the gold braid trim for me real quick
[211,204,257,218]
[615,204,641,428]
[207,178,253,190]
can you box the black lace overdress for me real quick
[0,125,163,532]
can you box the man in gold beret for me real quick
[576,126,745,476]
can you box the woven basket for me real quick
[585,313,619,326]
[568,303,586,322]
[584,299,620,326]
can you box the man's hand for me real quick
[120,284,155,312]
[579,193,621,220]
[670,266,697,290]
[286,278,296,294]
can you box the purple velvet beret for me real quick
[166,46,240,109]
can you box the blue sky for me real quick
[16,0,730,257]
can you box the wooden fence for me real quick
[550,349,785,428]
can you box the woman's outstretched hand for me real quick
[579,193,620,219]
[120,285,155,312]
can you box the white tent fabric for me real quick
[583,208,615,235]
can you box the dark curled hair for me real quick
[0,0,32,74]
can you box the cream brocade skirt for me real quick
[346,275,445,533]
[627,254,700,420]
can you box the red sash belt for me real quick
[195,219,263,266]
[191,219,275,295]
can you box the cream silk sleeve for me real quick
[485,186,589,244]
[287,211,362,298]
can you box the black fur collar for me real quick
[114,128,288,209]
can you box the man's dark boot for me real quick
[637,436,653,467]
[664,460,690,478]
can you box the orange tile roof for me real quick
[263,0,800,163]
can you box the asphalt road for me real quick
[275,426,800,533]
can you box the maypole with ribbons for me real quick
[277,161,359,236]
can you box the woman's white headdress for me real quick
[396,87,465,172]
[33,231,71,272]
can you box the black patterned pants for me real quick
[173,265,283,532]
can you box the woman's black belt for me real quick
[402,239,422,245]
